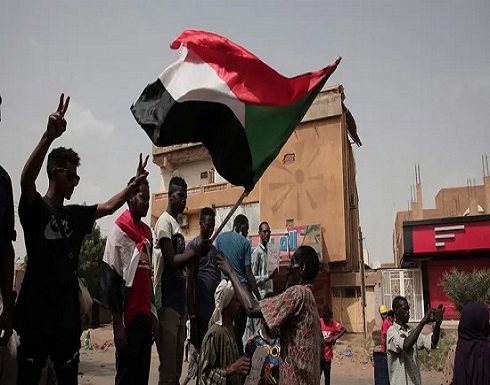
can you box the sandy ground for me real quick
[78,326,444,385]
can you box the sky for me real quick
[1,1,490,266]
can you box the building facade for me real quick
[393,167,490,319]
[151,85,369,331]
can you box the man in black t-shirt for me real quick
[0,94,16,348]
[15,93,149,385]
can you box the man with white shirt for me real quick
[153,177,211,385]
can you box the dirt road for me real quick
[79,326,443,385]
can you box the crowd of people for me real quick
[0,93,338,385]
[0,93,489,385]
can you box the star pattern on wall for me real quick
[268,140,326,220]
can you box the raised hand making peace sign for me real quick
[137,153,149,177]
[46,93,70,141]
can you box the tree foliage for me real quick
[78,224,107,296]
[439,268,490,312]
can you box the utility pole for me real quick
[359,226,367,340]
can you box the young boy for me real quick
[319,305,346,385]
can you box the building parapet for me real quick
[153,181,231,201]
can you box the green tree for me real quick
[78,224,107,296]
[439,268,490,312]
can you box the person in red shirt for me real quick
[319,305,346,385]
[379,306,394,353]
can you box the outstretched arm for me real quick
[334,326,347,342]
[217,253,262,318]
[431,305,444,348]
[246,266,261,301]
[244,243,260,300]
[403,308,433,351]
[95,154,149,219]
[21,94,70,204]
[159,238,211,268]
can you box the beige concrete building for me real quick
[151,85,374,332]
[394,165,490,266]
[393,165,490,319]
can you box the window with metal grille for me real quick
[381,269,424,322]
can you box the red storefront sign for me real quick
[410,220,490,254]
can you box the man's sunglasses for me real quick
[52,168,80,186]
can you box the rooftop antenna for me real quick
[415,163,421,185]
[482,155,485,179]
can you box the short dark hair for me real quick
[127,176,149,187]
[169,176,187,189]
[322,304,333,320]
[387,310,395,317]
[46,147,81,177]
[200,207,215,221]
[259,221,269,232]
[126,177,149,205]
[168,176,187,196]
[292,246,320,284]
[233,214,248,229]
[392,296,407,311]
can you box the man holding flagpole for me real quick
[217,245,324,385]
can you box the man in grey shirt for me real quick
[387,296,444,385]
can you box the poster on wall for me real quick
[249,224,322,264]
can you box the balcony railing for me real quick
[153,182,232,200]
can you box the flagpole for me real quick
[211,189,250,242]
